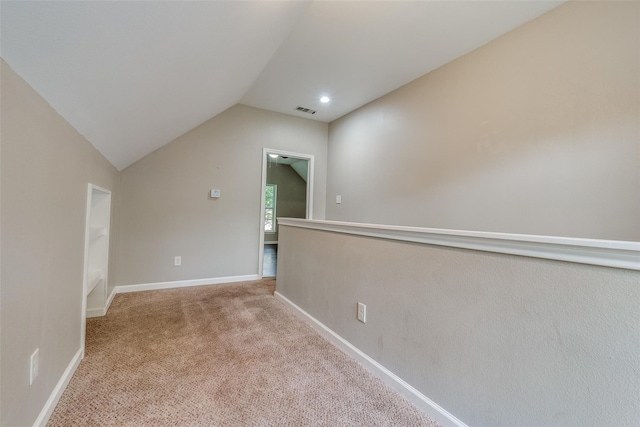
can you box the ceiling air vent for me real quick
[295,106,316,115]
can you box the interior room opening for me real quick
[260,149,313,277]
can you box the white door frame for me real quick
[258,148,314,277]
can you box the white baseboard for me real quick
[115,274,261,294]
[105,286,116,311]
[274,291,468,427]
[86,287,117,318]
[32,348,83,427]
[86,306,105,318]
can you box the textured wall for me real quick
[276,225,640,426]
[1,60,121,426]
[326,1,640,241]
[118,104,327,286]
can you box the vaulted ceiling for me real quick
[1,1,563,170]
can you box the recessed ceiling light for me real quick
[320,96,330,104]
[268,154,278,159]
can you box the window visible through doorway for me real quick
[265,184,277,232]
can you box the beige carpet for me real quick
[48,279,439,426]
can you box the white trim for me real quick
[86,286,115,318]
[105,286,116,311]
[80,185,92,350]
[32,348,82,427]
[81,184,112,355]
[278,218,640,271]
[115,274,260,294]
[258,148,315,278]
[88,183,111,195]
[274,292,468,427]
[86,307,106,318]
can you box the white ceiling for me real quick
[1,1,563,171]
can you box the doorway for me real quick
[259,148,314,277]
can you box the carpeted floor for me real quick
[48,279,439,426]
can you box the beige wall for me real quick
[1,60,120,426]
[118,104,327,286]
[265,163,307,242]
[326,1,640,241]
[277,225,640,426]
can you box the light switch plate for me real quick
[210,189,221,198]
[357,302,366,323]
[30,348,39,385]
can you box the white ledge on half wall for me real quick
[277,218,640,271]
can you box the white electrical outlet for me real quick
[336,195,342,204]
[174,256,182,266]
[30,348,39,385]
[357,302,366,323]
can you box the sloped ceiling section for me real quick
[0,1,563,171]
[0,1,310,170]
[290,160,308,183]
[241,0,564,123]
